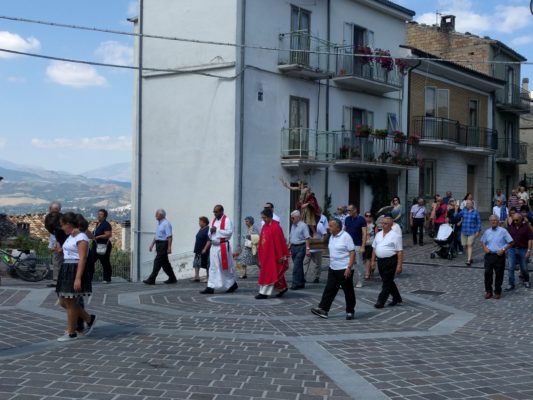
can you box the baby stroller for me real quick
[430,224,455,260]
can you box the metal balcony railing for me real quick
[411,116,497,151]
[334,46,403,88]
[281,128,337,162]
[496,137,527,163]
[336,131,418,167]
[278,31,334,74]
[496,83,532,112]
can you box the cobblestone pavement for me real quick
[0,241,532,400]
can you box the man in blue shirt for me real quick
[480,215,513,299]
[343,204,366,287]
[459,200,481,266]
[144,209,177,285]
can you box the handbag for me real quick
[193,254,202,269]
[96,242,108,255]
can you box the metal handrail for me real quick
[281,128,337,161]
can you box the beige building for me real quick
[406,16,531,199]
[519,78,533,186]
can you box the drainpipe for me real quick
[236,0,247,243]
[324,0,331,206]
[491,91,496,202]
[134,0,144,282]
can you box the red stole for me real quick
[212,216,229,270]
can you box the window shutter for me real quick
[365,30,375,48]
[343,106,352,131]
[364,111,374,129]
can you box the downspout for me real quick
[237,0,246,243]
[135,0,144,282]
[491,91,496,203]
[405,60,422,214]
[324,0,331,206]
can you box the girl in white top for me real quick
[55,212,96,342]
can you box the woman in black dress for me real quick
[192,216,211,282]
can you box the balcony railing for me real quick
[278,31,334,79]
[336,131,418,167]
[281,128,337,164]
[495,137,527,164]
[495,83,532,113]
[411,116,497,152]
[333,46,403,94]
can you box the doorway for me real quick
[349,177,361,208]
[467,165,476,199]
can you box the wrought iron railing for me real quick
[336,131,417,166]
[496,83,531,112]
[278,31,334,73]
[496,137,527,163]
[335,45,403,87]
[411,116,497,151]
[281,128,337,161]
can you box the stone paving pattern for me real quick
[0,231,532,399]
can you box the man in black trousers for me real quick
[143,209,177,285]
[371,216,404,308]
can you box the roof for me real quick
[402,45,507,86]
[373,0,416,17]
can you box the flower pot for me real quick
[394,138,406,144]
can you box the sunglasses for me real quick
[365,214,372,217]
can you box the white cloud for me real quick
[46,61,107,88]
[7,76,26,84]
[416,3,532,34]
[511,35,533,47]
[0,137,7,149]
[127,0,139,17]
[95,41,133,66]
[0,31,40,59]
[31,136,131,151]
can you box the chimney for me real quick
[440,15,456,32]
[522,78,529,92]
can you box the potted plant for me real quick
[374,48,393,71]
[339,144,349,159]
[373,129,388,139]
[393,130,406,143]
[378,151,391,163]
[396,58,409,75]
[407,134,421,145]
[355,124,372,138]
[357,45,374,65]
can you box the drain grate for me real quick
[411,289,446,296]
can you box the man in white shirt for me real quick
[518,186,529,202]
[311,218,356,320]
[144,209,177,284]
[371,216,403,308]
[307,214,328,283]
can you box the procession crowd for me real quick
[42,184,531,340]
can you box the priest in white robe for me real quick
[200,204,238,294]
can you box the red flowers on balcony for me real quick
[355,124,372,137]
[357,45,374,65]
[407,134,421,145]
[374,49,393,71]
[393,130,406,143]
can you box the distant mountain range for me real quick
[0,160,132,219]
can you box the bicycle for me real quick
[0,248,51,283]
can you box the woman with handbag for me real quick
[192,216,211,282]
[90,209,113,283]
[235,216,259,279]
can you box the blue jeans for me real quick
[291,244,306,287]
[507,248,530,286]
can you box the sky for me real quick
[0,0,532,174]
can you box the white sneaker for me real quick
[57,333,78,342]
[355,281,363,288]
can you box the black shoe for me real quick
[388,299,403,306]
[254,294,268,299]
[312,278,319,284]
[47,282,57,288]
[276,288,288,298]
[226,282,238,293]
[504,285,515,292]
[374,303,384,309]
[200,287,214,294]
[311,308,328,319]
[240,275,248,279]
[143,279,155,285]
[346,313,355,320]
[164,279,177,284]
[290,285,305,290]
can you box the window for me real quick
[343,106,373,130]
[342,23,374,76]
[387,113,398,132]
[288,96,309,156]
[290,6,311,65]
[425,87,449,118]
[419,160,436,198]
[468,100,478,127]
[506,67,515,104]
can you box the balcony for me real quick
[495,138,527,164]
[411,117,497,154]
[334,131,418,171]
[278,32,333,80]
[332,46,403,94]
[280,128,336,169]
[496,84,531,114]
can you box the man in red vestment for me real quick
[256,208,290,299]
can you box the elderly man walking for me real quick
[505,213,532,291]
[144,209,177,284]
[480,215,513,299]
[311,218,356,320]
[289,210,311,290]
[255,208,290,299]
[459,200,481,266]
[200,205,238,294]
[371,216,404,308]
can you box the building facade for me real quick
[130,0,415,280]
[519,78,533,186]
[406,16,530,203]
